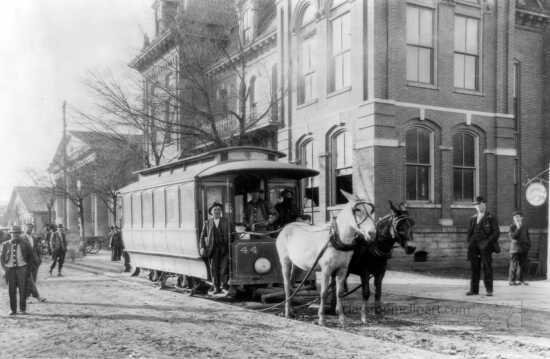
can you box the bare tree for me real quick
[76,0,283,167]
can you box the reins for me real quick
[261,201,375,312]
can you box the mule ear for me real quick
[389,200,398,213]
[398,202,407,211]
[340,189,356,203]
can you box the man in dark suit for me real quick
[508,210,530,286]
[199,202,233,294]
[24,223,46,302]
[49,224,66,276]
[1,225,36,315]
[466,196,500,296]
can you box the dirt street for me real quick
[0,261,549,359]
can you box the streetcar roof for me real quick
[197,160,319,179]
[135,146,285,176]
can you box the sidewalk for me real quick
[70,251,550,312]
[348,271,550,312]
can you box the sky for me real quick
[0,0,153,203]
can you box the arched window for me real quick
[331,130,353,205]
[405,127,432,201]
[299,139,319,209]
[329,10,351,92]
[453,132,477,202]
[297,4,316,105]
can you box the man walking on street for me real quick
[1,225,36,315]
[466,196,500,296]
[24,223,46,302]
[508,210,531,286]
[49,224,66,276]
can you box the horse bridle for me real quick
[389,214,413,241]
[352,201,375,228]
[367,213,414,257]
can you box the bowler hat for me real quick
[208,202,223,215]
[512,209,523,217]
[473,196,486,205]
[8,225,23,234]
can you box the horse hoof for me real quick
[318,318,325,326]
[361,316,367,325]
[339,318,346,327]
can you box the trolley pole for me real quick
[62,101,68,229]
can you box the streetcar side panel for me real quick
[121,180,207,279]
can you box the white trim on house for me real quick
[483,148,518,157]
[367,98,514,119]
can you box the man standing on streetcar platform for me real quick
[244,187,278,231]
[466,196,500,297]
[199,202,233,294]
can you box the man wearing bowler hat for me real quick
[508,210,530,286]
[199,202,233,294]
[466,196,500,296]
[1,225,36,315]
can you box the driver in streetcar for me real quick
[244,188,279,231]
[199,202,232,294]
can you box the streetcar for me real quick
[119,146,318,290]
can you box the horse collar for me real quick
[329,220,357,252]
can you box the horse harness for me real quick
[328,201,375,252]
[368,213,412,258]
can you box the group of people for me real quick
[466,196,531,297]
[0,224,57,315]
[198,187,298,294]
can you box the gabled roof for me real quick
[8,187,50,213]
[49,131,143,173]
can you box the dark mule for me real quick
[347,201,416,323]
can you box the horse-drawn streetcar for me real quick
[119,147,318,290]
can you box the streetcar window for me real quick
[154,188,165,228]
[166,186,179,227]
[143,191,153,227]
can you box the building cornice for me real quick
[515,8,550,31]
[207,31,277,75]
[129,30,176,72]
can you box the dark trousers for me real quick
[111,246,122,261]
[509,252,528,282]
[50,250,66,274]
[122,251,131,271]
[6,266,29,313]
[26,265,40,299]
[209,247,228,291]
[469,249,493,293]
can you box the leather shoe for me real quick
[9,312,16,316]
[466,291,478,296]
[486,292,493,296]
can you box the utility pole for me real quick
[62,101,68,230]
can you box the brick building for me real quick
[133,0,548,274]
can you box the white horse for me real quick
[276,191,377,326]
